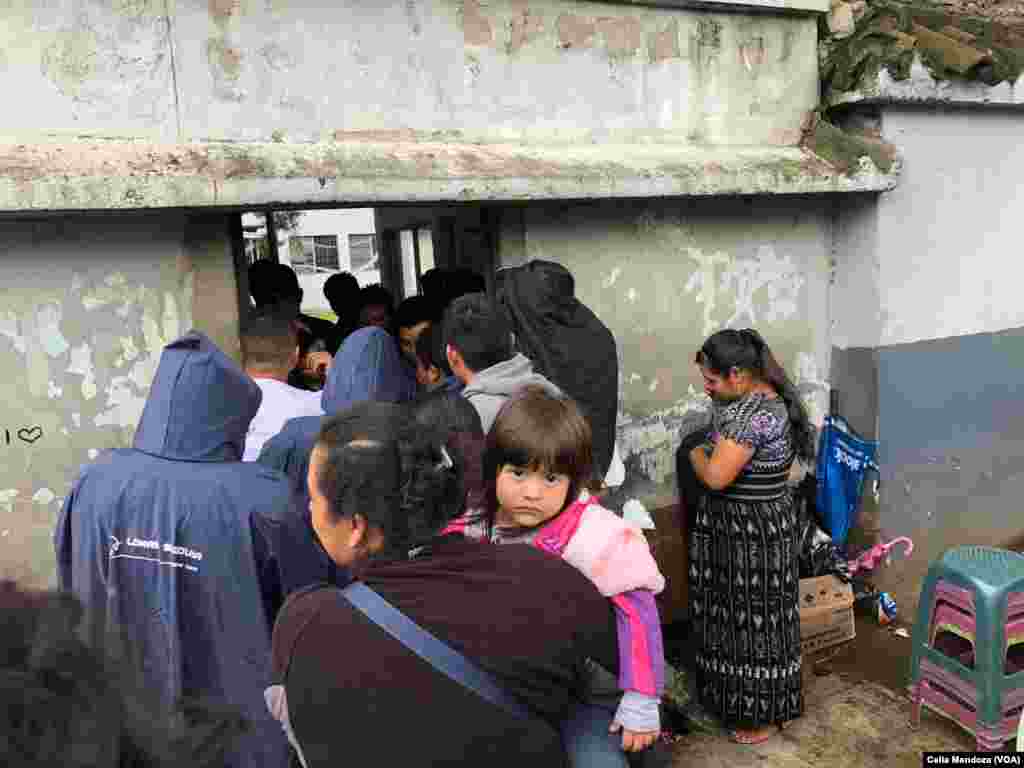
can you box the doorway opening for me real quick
[236,205,499,323]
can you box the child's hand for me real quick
[304,351,332,377]
[608,722,658,752]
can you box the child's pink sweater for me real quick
[444,493,666,705]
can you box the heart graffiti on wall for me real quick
[5,427,44,445]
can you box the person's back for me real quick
[249,260,334,346]
[241,309,324,461]
[443,292,560,432]
[498,260,620,481]
[323,271,360,355]
[258,326,416,511]
[274,542,618,767]
[54,331,292,768]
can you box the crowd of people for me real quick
[11,258,815,767]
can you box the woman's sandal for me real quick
[731,723,788,745]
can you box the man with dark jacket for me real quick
[442,292,560,432]
[54,331,293,768]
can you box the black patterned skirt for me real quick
[688,475,803,729]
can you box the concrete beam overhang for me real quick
[0,138,897,213]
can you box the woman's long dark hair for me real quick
[696,328,816,462]
[314,401,465,562]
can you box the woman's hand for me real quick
[690,439,754,491]
[609,722,658,752]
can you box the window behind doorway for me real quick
[348,234,378,272]
[290,235,340,273]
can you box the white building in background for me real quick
[243,208,381,315]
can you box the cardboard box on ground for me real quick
[800,575,856,654]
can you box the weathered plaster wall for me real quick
[0,212,239,589]
[829,105,1024,614]
[876,107,1024,346]
[517,198,833,505]
[0,0,819,148]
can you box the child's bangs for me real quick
[493,402,586,481]
[501,432,578,478]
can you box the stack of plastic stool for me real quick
[908,546,1024,751]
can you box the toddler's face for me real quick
[495,464,570,529]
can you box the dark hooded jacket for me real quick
[54,331,292,768]
[498,260,620,479]
[257,327,415,553]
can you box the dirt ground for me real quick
[665,612,982,767]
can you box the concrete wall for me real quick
[0,212,240,589]
[513,197,833,507]
[0,0,817,148]
[830,105,1024,613]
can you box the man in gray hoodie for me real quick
[443,292,560,432]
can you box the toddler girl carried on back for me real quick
[444,385,665,766]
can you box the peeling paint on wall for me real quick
[32,488,56,505]
[794,350,829,428]
[618,385,713,487]
[519,198,831,504]
[720,245,805,328]
[67,343,99,400]
[0,212,234,589]
[684,247,735,337]
[0,313,26,355]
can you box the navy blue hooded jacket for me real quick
[258,326,415,514]
[54,331,292,768]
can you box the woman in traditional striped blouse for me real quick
[687,328,815,745]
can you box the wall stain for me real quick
[557,13,597,49]
[405,0,423,36]
[260,41,295,72]
[739,36,767,74]
[649,20,681,64]
[596,16,643,58]
[507,1,544,55]
[209,0,240,28]
[207,38,243,80]
[41,28,100,100]
[461,0,494,47]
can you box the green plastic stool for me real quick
[909,546,1024,750]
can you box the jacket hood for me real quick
[133,330,261,462]
[497,260,620,479]
[499,260,584,328]
[321,327,414,414]
[462,353,560,399]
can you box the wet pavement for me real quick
[665,611,984,767]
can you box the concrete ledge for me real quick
[0,139,897,212]
[831,57,1024,108]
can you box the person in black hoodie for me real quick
[54,331,293,768]
[497,261,620,481]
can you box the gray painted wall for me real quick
[0,0,818,147]
[830,105,1024,613]
[0,212,241,589]
[512,196,833,507]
